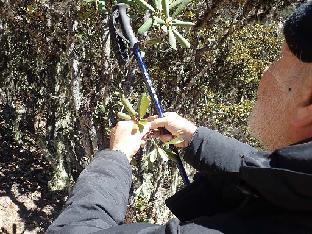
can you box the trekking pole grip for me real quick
[116,3,139,48]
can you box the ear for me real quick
[293,68,312,128]
[293,104,312,128]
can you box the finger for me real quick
[147,112,174,120]
[159,134,173,143]
[117,120,135,127]
[110,127,117,139]
[141,133,150,141]
[140,140,147,147]
[109,127,116,148]
[110,126,116,134]
[163,112,176,117]
[119,121,141,136]
[148,130,160,139]
[146,115,159,122]
[116,121,135,133]
[150,117,168,130]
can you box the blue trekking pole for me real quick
[111,3,190,185]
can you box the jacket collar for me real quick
[270,139,312,174]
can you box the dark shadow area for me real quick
[0,127,67,233]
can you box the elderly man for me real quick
[47,2,312,234]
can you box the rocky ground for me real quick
[0,134,67,234]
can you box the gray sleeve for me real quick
[184,127,259,173]
[46,148,221,234]
[47,150,132,233]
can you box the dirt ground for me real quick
[0,136,67,234]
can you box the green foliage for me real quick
[139,93,151,119]
[222,24,283,89]
[121,94,139,118]
[117,112,132,120]
[118,94,150,132]
[163,137,184,146]
[134,0,194,49]
[138,18,153,34]
[118,94,184,161]
[82,0,106,13]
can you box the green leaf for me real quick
[170,0,186,9]
[117,112,132,120]
[149,149,157,163]
[163,137,184,146]
[130,158,138,166]
[138,122,145,132]
[121,95,138,118]
[162,0,170,18]
[97,104,105,113]
[161,25,168,33]
[157,147,169,162]
[145,38,163,46]
[139,93,150,119]
[172,0,190,18]
[138,120,148,132]
[172,28,190,48]
[168,27,177,50]
[138,18,153,34]
[154,0,162,10]
[153,16,166,25]
[139,119,148,125]
[136,0,155,12]
[98,1,106,12]
[163,148,178,161]
[172,19,195,26]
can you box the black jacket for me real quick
[47,127,312,233]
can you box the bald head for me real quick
[247,2,312,150]
[248,44,312,150]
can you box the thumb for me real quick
[150,117,168,130]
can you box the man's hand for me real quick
[110,121,150,161]
[150,112,197,148]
